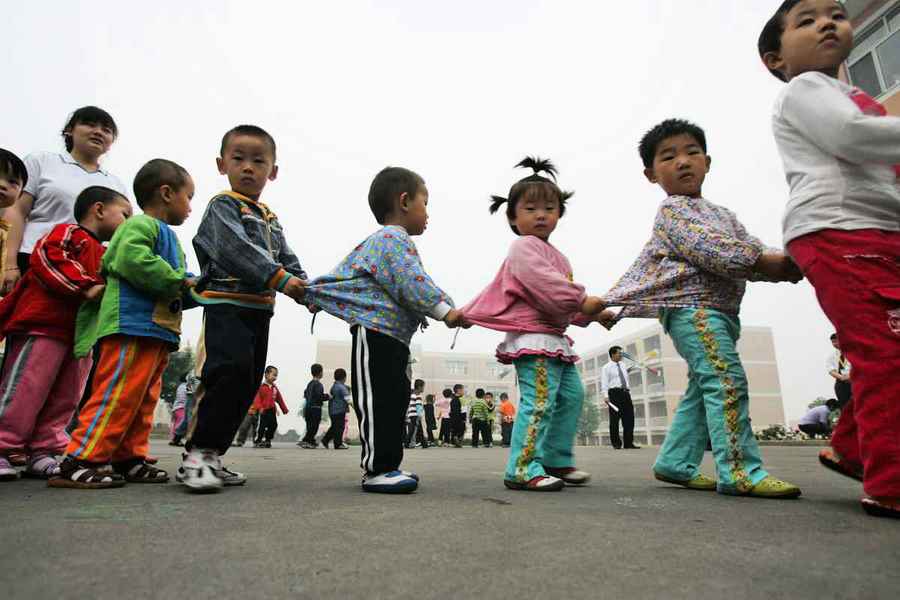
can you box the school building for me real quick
[845,0,900,112]
[575,324,787,447]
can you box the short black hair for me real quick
[484,392,494,399]
[73,186,128,223]
[0,148,28,188]
[826,398,839,411]
[334,368,347,381]
[442,388,453,398]
[639,119,708,168]
[265,365,278,375]
[453,384,464,393]
[609,346,623,358]
[62,106,118,153]
[490,157,573,235]
[368,166,424,225]
[311,363,323,377]
[758,0,805,82]
[500,393,508,400]
[830,333,838,340]
[220,125,277,160]
[425,394,435,403]
[414,379,425,390]
[475,388,485,399]
[133,159,190,210]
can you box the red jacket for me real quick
[0,224,104,343]
[253,382,288,413]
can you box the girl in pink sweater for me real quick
[460,158,607,491]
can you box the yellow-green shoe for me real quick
[746,476,802,499]
[653,471,717,491]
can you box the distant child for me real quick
[300,363,326,448]
[603,119,802,499]
[53,159,194,488]
[450,384,464,448]
[252,366,288,448]
[484,392,495,448]
[322,368,350,449]
[0,148,27,279]
[181,125,307,491]
[469,388,489,448]
[460,158,606,491]
[498,393,515,448]
[424,394,437,446]
[0,185,130,481]
[233,403,258,447]
[437,388,453,446]
[406,379,426,449]
[306,166,464,493]
[169,373,189,446]
[759,0,900,517]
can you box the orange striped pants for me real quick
[67,335,169,464]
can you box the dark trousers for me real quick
[255,408,277,443]
[303,407,322,444]
[439,418,451,443]
[451,415,465,442]
[322,411,346,447]
[235,411,258,444]
[799,423,832,439]
[471,419,493,447]
[406,416,427,447]
[66,343,100,434]
[350,326,410,474]
[187,304,271,455]
[501,421,513,446]
[608,388,635,448]
[834,380,852,408]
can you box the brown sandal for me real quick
[115,460,169,483]
[48,458,126,489]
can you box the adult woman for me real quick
[2,106,127,293]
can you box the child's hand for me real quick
[443,309,470,329]
[596,309,617,330]
[755,252,803,283]
[580,296,606,315]
[82,284,106,302]
[282,277,307,301]
[182,277,198,289]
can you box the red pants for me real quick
[789,229,900,498]
[67,335,169,464]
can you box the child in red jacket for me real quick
[0,186,131,480]
[252,366,288,448]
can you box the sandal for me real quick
[21,454,61,479]
[545,466,591,486]
[503,475,565,491]
[47,457,126,489]
[654,471,717,491]
[818,449,863,482]
[114,459,169,483]
[861,496,900,519]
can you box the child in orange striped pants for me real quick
[51,159,196,489]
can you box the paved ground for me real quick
[1,443,897,600]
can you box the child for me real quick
[759,0,900,517]
[306,166,464,493]
[406,380,425,449]
[423,393,437,446]
[498,393,515,448]
[252,366,288,448]
[169,373,189,446]
[233,404,258,447]
[0,148,28,279]
[300,363,326,448]
[52,159,193,488]
[0,185,130,481]
[181,125,307,491]
[437,388,452,446]
[483,392,495,448]
[322,368,350,449]
[460,157,606,491]
[469,388,489,448]
[602,119,802,498]
[449,387,463,448]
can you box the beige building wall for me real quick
[577,323,786,446]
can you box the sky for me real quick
[3,1,841,433]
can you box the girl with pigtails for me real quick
[460,158,610,491]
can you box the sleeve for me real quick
[312,381,326,404]
[275,387,289,414]
[826,353,838,374]
[364,230,453,320]
[506,237,587,318]
[22,152,44,198]
[193,198,293,292]
[780,73,900,165]
[656,199,762,279]
[29,227,103,296]
[104,217,185,299]
[600,364,610,395]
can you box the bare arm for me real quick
[2,192,34,294]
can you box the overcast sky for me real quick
[4,1,840,432]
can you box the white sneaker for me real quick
[178,450,224,493]
[209,454,247,486]
[361,470,418,494]
[0,457,18,481]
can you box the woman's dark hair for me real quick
[73,186,127,223]
[62,106,118,153]
[0,148,28,188]
[489,157,573,235]
[368,166,424,224]
[757,0,806,82]
[133,159,189,210]
[334,368,347,381]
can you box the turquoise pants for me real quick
[505,356,584,482]
[653,308,768,494]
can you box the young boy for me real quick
[306,166,464,493]
[469,388,489,448]
[498,393,515,447]
[603,118,803,499]
[406,380,425,449]
[759,0,900,518]
[52,159,193,488]
[252,366,288,448]
[483,392,495,448]
[181,125,307,491]
[0,149,28,279]
[449,386,463,448]
[322,368,350,449]
[300,363,326,448]
[0,185,130,481]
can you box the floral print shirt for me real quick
[603,196,765,319]
[306,226,453,345]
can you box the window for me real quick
[649,402,668,418]
[485,362,504,378]
[628,369,643,392]
[643,334,661,356]
[445,360,468,376]
[585,358,596,372]
[626,343,638,358]
[848,7,900,97]
[646,367,665,391]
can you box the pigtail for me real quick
[515,156,558,181]
[489,195,508,215]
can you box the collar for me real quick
[218,190,275,221]
[61,152,108,175]
[77,225,102,242]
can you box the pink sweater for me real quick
[461,235,590,335]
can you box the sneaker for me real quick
[334,444,350,450]
[22,454,61,479]
[654,471,717,491]
[503,475,565,491]
[361,471,418,494]
[178,450,224,493]
[861,496,900,519]
[545,466,591,486]
[0,456,18,481]
[209,455,247,486]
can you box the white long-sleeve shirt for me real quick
[600,360,633,396]
[772,71,900,245]
[826,350,851,377]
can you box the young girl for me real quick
[460,158,605,491]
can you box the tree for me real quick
[577,399,601,445]
[159,342,195,406]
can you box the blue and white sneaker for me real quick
[400,470,420,482]
[361,470,418,493]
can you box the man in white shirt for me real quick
[600,346,640,450]
[826,333,851,408]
